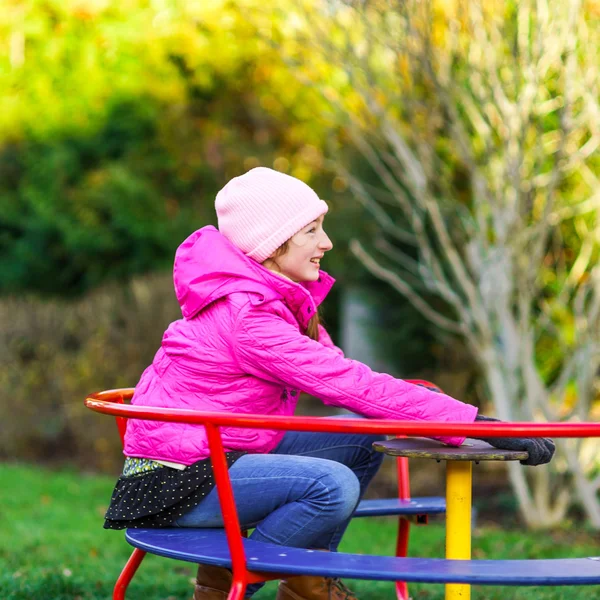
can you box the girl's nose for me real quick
[320,232,333,251]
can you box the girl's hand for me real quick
[473,414,555,466]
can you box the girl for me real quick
[104,167,554,600]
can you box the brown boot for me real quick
[192,563,233,599]
[276,575,359,600]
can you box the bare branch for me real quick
[350,239,465,335]
[333,162,417,245]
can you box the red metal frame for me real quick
[205,423,284,596]
[395,455,411,600]
[85,392,600,438]
[113,548,146,600]
[110,387,134,446]
[86,388,600,600]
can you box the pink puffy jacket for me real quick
[124,226,478,464]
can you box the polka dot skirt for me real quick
[103,452,245,530]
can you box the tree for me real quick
[276,0,600,527]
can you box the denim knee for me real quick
[316,461,361,522]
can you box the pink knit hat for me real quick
[215,167,328,262]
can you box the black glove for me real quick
[473,415,555,466]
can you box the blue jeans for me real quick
[173,424,385,595]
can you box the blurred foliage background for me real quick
[1,0,455,474]
[2,0,598,530]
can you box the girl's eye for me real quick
[307,227,316,234]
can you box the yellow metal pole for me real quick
[445,460,472,600]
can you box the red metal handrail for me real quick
[85,394,600,438]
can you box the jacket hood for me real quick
[173,226,335,324]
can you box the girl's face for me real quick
[264,215,333,282]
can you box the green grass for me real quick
[1,463,598,600]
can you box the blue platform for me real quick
[354,497,446,517]
[126,528,600,586]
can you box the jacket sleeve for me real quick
[233,306,477,446]
[317,324,344,357]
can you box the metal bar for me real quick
[204,422,249,596]
[395,447,411,600]
[445,461,472,600]
[113,548,146,600]
[113,394,127,447]
[395,517,410,600]
[227,580,247,600]
[85,396,600,438]
[397,456,411,499]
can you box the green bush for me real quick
[0,97,214,296]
